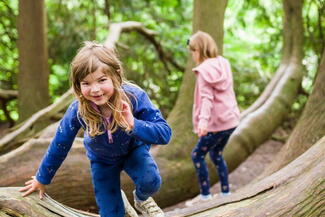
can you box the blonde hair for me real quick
[188,31,218,63]
[70,41,133,136]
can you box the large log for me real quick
[165,135,325,217]
[1,136,324,217]
[0,138,95,210]
[0,187,98,217]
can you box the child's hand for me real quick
[19,176,46,199]
[121,101,134,131]
[198,121,208,137]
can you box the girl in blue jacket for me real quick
[20,41,171,217]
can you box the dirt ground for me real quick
[163,138,284,212]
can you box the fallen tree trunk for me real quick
[0,89,74,155]
[165,135,325,217]
[1,136,324,217]
[0,138,96,210]
[0,187,98,217]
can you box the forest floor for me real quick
[163,127,289,212]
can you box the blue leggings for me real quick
[191,128,235,196]
[90,145,161,217]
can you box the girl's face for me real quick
[80,68,114,109]
[191,49,200,65]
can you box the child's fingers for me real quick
[39,189,44,199]
[19,184,32,192]
[25,179,34,185]
[21,186,36,197]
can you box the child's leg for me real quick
[208,128,235,193]
[124,145,161,200]
[191,134,216,196]
[90,161,124,217]
[124,145,164,216]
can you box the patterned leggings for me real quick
[90,145,161,217]
[191,128,235,196]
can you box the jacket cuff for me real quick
[36,173,50,185]
[127,118,141,137]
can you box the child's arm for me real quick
[197,74,214,137]
[20,101,82,198]
[127,90,171,145]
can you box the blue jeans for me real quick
[191,127,235,196]
[90,145,161,217]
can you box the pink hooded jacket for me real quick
[192,56,240,133]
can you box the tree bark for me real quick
[0,138,96,210]
[0,187,98,217]
[261,45,325,177]
[17,0,50,122]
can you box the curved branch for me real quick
[105,21,184,72]
[0,89,18,100]
[0,89,74,155]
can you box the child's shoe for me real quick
[133,191,164,217]
[213,191,231,198]
[121,190,138,217]
[185,194,212,207]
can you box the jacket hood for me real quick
[193,56,231,91]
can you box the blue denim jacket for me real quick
[36,84,171,185]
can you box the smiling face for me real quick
[80,68,114,109]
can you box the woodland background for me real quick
[0,0,324,216]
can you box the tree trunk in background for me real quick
[17,0,50,122]
[148,0,229,207]
[147,0,303,207]
[261,47,325,177]
[222,0,304,177]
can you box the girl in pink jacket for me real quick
[185,31,240,206]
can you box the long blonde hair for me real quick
[70,41,132,136]
[188,31,218,63]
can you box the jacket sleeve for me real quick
[128,90,171,145]
[36,101,82,185]
[197,74,214,127]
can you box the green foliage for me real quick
[0,0,18,121]
[0,0,18,91]
[225,0,283,108]
[0,0,323,122]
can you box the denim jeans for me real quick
[191,127,235,195]
[90,145,161,217]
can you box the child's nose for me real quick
[91,84,100,92]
